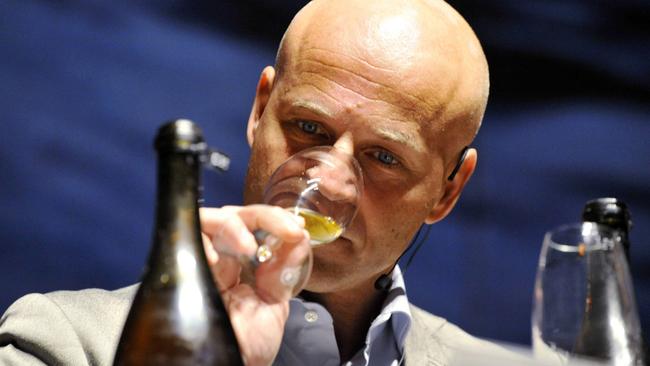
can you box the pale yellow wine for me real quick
[255,208,344,264]
[293,208,343,245]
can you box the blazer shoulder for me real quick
[409,304,449,333]
[1,285,137,366]
[405,303,519,366]
[44,284,137,318]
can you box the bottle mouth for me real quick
[155,119,206,154]
[582,197,631,231]
[154,119,230,172]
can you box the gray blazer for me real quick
[0,286,513,365]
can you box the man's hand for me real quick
[199,206,309,366]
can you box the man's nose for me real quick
[305,165,357,203]
[302,135,362,204]
[332,132,354,156]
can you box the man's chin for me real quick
[311,236,354,258]
[302,262,346,293]
[303,237,359,292]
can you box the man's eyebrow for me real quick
[372,125,425,153]
[290,99,425,152]
[290,100,335,119]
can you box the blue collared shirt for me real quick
[273,266,412,366]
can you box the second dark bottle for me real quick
[573,198,645,365]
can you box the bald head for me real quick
[274,0,489,150]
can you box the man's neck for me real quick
[302,277,387,362]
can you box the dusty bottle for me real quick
[113,119,243,365]
[573,198,646,365]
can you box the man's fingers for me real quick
[199,205,311,299]
[200,206,258,257]
[236,205,306,244]
[200,206,307,256]
[255,233,312,303]
[202,232,218,265]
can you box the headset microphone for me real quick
[374,273,393,292]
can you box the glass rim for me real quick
[543,222,618,253]
[263,145,364,201]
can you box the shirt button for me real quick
[304,310,319,323]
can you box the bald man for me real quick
[1,0,517,365]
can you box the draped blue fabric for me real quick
[1,0,648,345]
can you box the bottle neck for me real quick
[582,198,632,260]
[153,152,202,256]
[592,222,630,262]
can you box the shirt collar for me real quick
[277,265,413,366]
[363,265,412,360]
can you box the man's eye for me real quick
[373,150,398,166]
[297,120,325,136]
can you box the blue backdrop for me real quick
[1,0,648,346]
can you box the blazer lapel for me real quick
[404,305,450,366]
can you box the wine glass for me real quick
[531,222,644,365]
[217,146,363,298]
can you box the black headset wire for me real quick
[374,224,432,291]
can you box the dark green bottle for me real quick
[573,198,646,365]
[113,120,243,365]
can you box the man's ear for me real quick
[247,66,276,147]
[425,148,477,224]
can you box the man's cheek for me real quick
[364,206,402,240]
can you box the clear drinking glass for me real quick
[217,146,363,298]
[531,222,644,366]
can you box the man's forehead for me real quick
[280,47,443,124]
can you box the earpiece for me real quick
[447,146,470,181]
